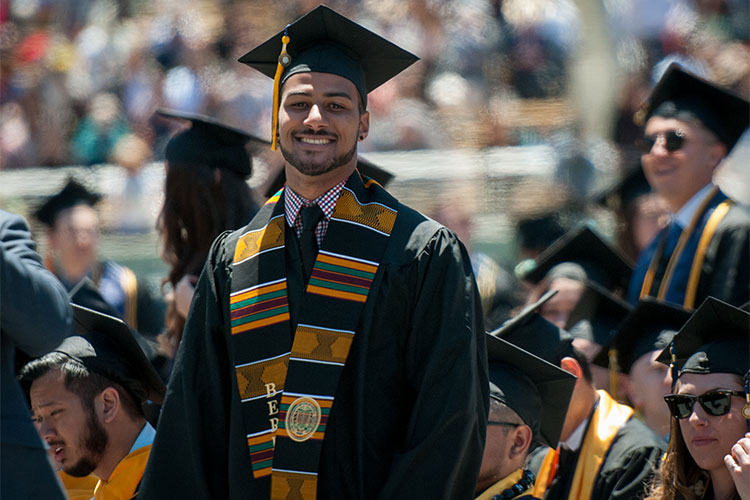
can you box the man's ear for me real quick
[98,387,121,424]
[509,424,533,459]
[560,356,583,379]
[358,110,370,142]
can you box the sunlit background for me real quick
[1,0,748,282]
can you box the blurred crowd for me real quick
[1,0,748,170]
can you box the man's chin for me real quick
[64,458,98,478]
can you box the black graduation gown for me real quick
[139,195,489,500]
[527,416,665,500]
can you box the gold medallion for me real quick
[285,397,321,442]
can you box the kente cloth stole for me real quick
[228,174,398,500]
[531,390,633,500]
[639,187,731,308]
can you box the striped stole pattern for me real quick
[228,173,398,500]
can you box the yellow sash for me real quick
[639,186,732,309]
[531,391,633,500]
[93,444,151,500]
[59,471,99,500]
[476,468,534,500]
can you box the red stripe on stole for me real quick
[310,268,371,288]
[230,296,288,320]
[251,449,274,463]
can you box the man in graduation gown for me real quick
[594,298,691,439]
[628,63,750,309]
[18,305,167,500]
[492,293,665,500]
[139,6,488,500]
[476,334,576,499]
[35,178,165,337]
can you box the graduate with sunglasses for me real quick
[644,297,750,500]
[627,64,750,310]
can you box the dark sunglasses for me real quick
[636,130,686,153]
[664,390,744,419]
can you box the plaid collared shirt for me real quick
[284,178,347,246]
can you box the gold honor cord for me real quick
[271,28,291,151]
[639,186,720,304]
[683,200,732,309]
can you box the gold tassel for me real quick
[271,30,291,151]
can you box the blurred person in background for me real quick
[110,133,154,234]
[629,64,750,310]
[595,164,670,262]
[70,92,131,166]
[155,109,260,361]
[519,226,634,330]
[1,209,71,500]
[35,178,164,338]
[597,298,691,439]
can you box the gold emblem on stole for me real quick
[286,397,322,442]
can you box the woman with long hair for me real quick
[645,297,750,500]
[156,110,260,359]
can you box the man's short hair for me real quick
[488,399,532,459]
[19,352,144,420]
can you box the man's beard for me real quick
[65,410,108,477]
[280,132,358,177]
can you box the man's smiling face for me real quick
[278,71,369,177]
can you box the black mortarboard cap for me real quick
[520,225,634,292]
[565,281,633,346]
[595,164,652,211]
[238,5,419,109]
[34,178,102,227]
[600,298,691,373]
[490,290,575,364]
[55,304,166,405]
[656,297,749,377]
[157,108,263,178]
[263,156,395,198]
[637,63,749,152]
[487,334,577,448]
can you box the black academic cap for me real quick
[516,213,568,254]
[486,334,577,448]
[656,297,749,377]
[595,164,652,211]
[157,108,264,178]
[565,281,632,346]
[519,225,634,292]
[600,298,691,373]
[238,4,419,108]
[490,290,575,364]
[636,63,749,152]
[34,178,102,227]
[263,156,395,198]
[56,304,166,405]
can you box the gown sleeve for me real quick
[139,232,238,500]
[374,228,489,500]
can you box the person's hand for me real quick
[725,432,750,499]
[174,274,198,319]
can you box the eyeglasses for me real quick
[636,130,686,154]
[487,421,521,428]
[664,390,744,419]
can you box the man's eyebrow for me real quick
[284,90,355,101]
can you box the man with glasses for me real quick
[35,178,164,337]
[476,334,576,499]
[628,63,749,309]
